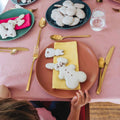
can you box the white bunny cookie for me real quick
[62,16,73,25]
[45,48,64,58]
[58,64,87,89]
[46,57,87,89]
[59,6,67,15]
[66,6,76,16]
[45,57,68,71]
[70,17,80,26]
[15,14,25,26]
[0,14,25,39]
[76,8,85,19]
[63,0,73,7]
[0,23,16,39]
[51,9,64,25]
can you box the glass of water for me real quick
[90,8,106,31]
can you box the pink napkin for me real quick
[0,13,31,30]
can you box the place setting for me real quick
[29,0,100,98]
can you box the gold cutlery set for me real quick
[96,46,115,94]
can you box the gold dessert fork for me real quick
[26,17,46,91]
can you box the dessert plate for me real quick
[0,8,34,41]
[36,40,98,98]
[46,0,91,29]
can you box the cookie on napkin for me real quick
[0,13,31,30]
[52,41,80,90]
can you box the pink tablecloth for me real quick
[1,0,120,104]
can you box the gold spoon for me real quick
[50,34,91,41]
[36,17,46,48]
[26,17,46,91]
[96,57,105,94]
[0,49,18,54]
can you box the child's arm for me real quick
[67,90,91,120]
[0,85,11,99]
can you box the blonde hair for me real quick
[0,98,40,120]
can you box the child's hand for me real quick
[71,90,91,110]
[0,85,11,99]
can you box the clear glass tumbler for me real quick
[90,8,106,32]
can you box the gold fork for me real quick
[26,17,46,91]
[26,47,39,91]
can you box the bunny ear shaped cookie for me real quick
[45,48,64,58]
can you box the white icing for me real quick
[45,48,64,58]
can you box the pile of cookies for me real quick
[51,0,86,27]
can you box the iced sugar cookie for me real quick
[70,17,80,26]
[63,0,73,7]
[66,6,76,16]
[62,16,73,25]
[74,3,85,9]
[76,8,85,19]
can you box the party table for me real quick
[0,0,120,104]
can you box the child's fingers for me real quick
[78,90,85,103]
[85,90,91,103]
[75,92,82,105]
[71,96,78,104]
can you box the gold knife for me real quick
[0,47,29,51]
[96,46,115,94]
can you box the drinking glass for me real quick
[90,8,106,31]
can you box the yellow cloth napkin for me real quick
[52,41,80,90]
